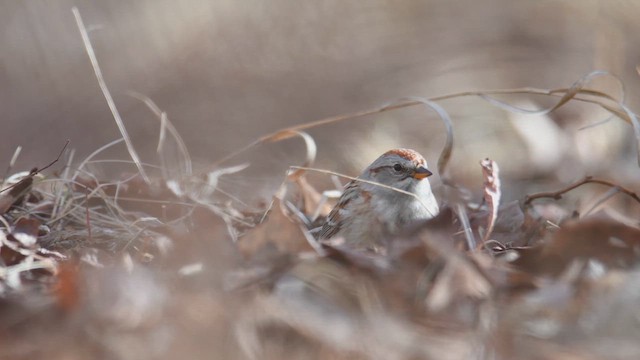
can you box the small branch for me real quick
[524,176,640,205]
[0,140,69,195]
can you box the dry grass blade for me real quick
[474,71,640,166]
[209,98,453,174]
[618,103,640,166]
[455,203,477,251]
[395,97,454,177]
[582,187,621,217]
[289,166,438,218]
[210,71,640,173]
[207,102,412,169]
[478,70,615,116]
[72,7,150,184]
[36,170,169,254]
[127,91,193,177]
[268,130,317,181]
[194,130,317,229]
[2,146,22,183]
[71,138,125,183]
[202,163,251,198]
[241,131,326,255]
[480,158,501,244]
[205,129,314,200]
[209,126,319,172]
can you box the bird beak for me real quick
[413,165,433,180]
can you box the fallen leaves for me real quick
[236,199,312,261]
[512,218,640,276]
[4,70,640,359]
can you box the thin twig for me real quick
[210,70,638,174]
[37,140,70,175]
[289,166,438,217]
[524,176,640,205]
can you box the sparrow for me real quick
[318,148,439,250]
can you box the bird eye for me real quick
[393,164,403,172]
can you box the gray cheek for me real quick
[385,178,414,195]
[399,177,416,191]
[373,172,394,186]
[372,172,411,190]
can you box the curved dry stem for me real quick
[84,159,165,170]
[127,91,193,177]
[275,131,317,180]
[618,103,640,166]
[395,97,454,177]
[478,71,615,116]
[72,8,149,184]
[211,71,640,172]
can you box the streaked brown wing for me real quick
[317,181,359,240]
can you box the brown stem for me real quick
[524,176,640,205]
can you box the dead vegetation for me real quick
[2,69,640,359]
[2,8,640,360]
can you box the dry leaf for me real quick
[480,158,501,244]
[512,218,640,276]
[238,200,312,260]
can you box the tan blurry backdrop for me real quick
[2,0,639,201]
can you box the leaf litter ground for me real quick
[2,11,640,358]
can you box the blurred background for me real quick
[3,0,640,201]
[3,2,640,359]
